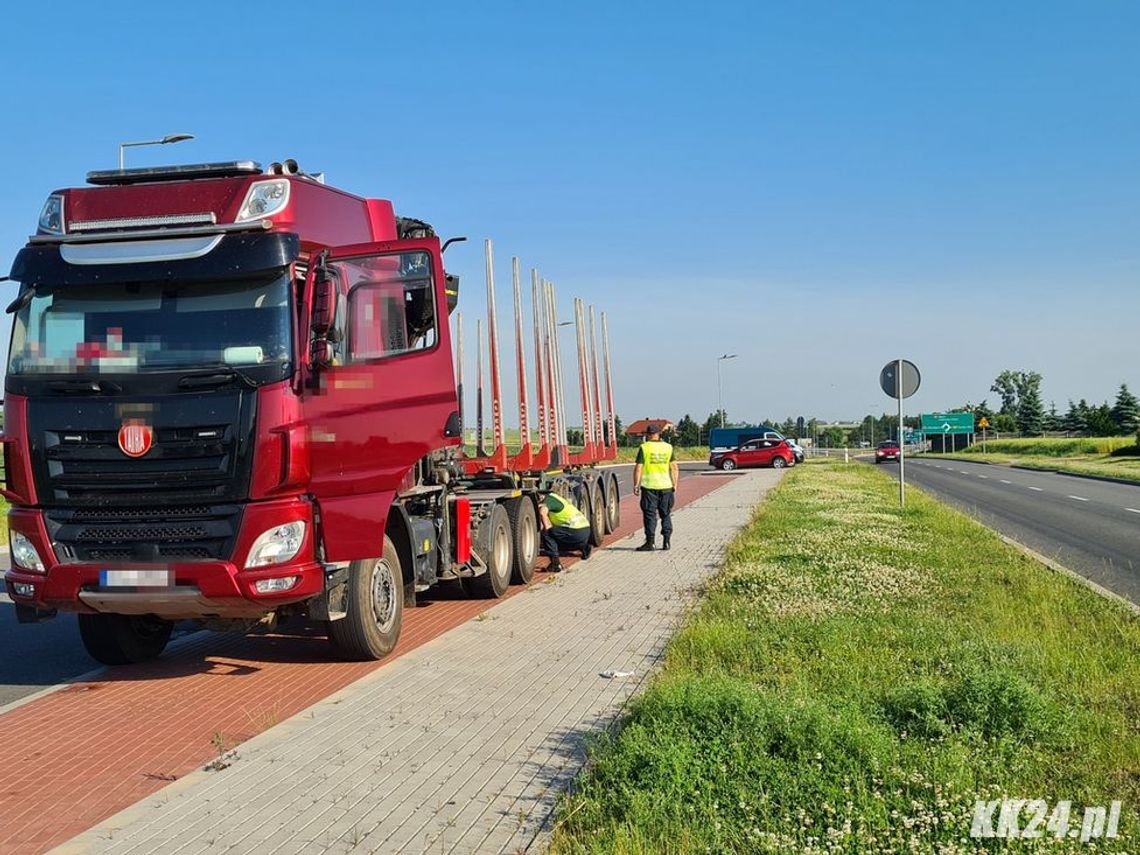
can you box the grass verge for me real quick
[549,461,1140,853]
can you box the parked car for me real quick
[785,438,805,463]
[875,441,901,463]
[709,438,796,471]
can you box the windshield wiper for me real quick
[48,377,123,395]
[177,364,260,390]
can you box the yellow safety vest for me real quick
[547,495,590,529]
[639,440,674,489]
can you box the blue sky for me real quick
[2,1,1137,426]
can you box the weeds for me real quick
[549,462,1140,853]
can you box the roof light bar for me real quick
[86,161,262,186]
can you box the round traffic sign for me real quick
[880,360,921,399]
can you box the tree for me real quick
[1043,401,1062,433]
[994,413,1017,434]
[1112,383,1140,435]
[604,414,623,446]
[1014,372,1045,435]
[991,370,1020,416]
[701,411,725,444]
[674,414,701,447]
[974,399,995,423]
[819,426,846,448]
[1062,400,1084,434]
[1087,403,1116,437]
[567,428,585,446]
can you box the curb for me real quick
[996,533,1140,617]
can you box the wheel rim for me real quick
[774,458,785,468]
[593,491,604,529]
[521,517,536,562]
[370,558,398,633]
[493,523,511,579]
[723,460,735,470]
[607,488,617,520]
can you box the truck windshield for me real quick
[7,273,293,377]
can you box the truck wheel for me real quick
[588,481,605,547]
[327,536,403,661]
[77,613,173,665]
[505,497,538,585]
[464,503,513,598]
[720,458,736,471]
[604,472,621,533]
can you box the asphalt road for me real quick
[874,456,1140,604]
[0,461,714,709]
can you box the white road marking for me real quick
[959,470,969,475]
[1068,495,1089,502]
[1000,479,1012,484]
[1125,508,1140,515]
[978,474,989,479]
[1028,486,1044,492]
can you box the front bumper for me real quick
[5,497,323,620]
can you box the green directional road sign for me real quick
[920,412,975,434]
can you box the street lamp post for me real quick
[118,133,195,169]
[716,353,737,428]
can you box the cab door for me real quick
[301,238,459,558]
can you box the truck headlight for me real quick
[245,522,306,569]
[236,179,290,222]
[11,532,45,573]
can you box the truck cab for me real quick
[3,160,462,663]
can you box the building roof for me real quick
[625,418,675,435]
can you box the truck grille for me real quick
[42,425,236,505]
[45,504,241,564]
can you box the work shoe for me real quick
[635,541,655,552]
[581,542,593,560]
[662,536,671,551]
[547,562,564,573]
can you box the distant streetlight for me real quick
[118,133,195,169]
[716,353,737,428]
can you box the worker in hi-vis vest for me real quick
[538,491,593,573]
[633,423,680,551]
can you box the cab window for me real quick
[334,251,437,362]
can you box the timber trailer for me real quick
[2,157,621,664]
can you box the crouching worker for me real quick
[538,492,593,572]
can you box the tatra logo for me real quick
[118,421,154,458]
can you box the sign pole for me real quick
[897,358,905,507]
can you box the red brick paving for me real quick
[0,473,732,855]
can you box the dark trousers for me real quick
[640,488,675,541]
[541,525,591,559]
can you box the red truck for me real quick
[3,158,621,664]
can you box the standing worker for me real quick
[538,491,593,572]
[633,424,680,551]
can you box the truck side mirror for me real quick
[311,339,333,368]
[311,271,337,335]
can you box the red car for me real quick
[709,438,795,471]
[875,441,901,463]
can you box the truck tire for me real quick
[505,497,538,585]
[463,503,513,598]
[604,472,621,533]
[77,613,174,665]
[327,536,403,661]
[587,481,605,547]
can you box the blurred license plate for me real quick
[99,569,172,588]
